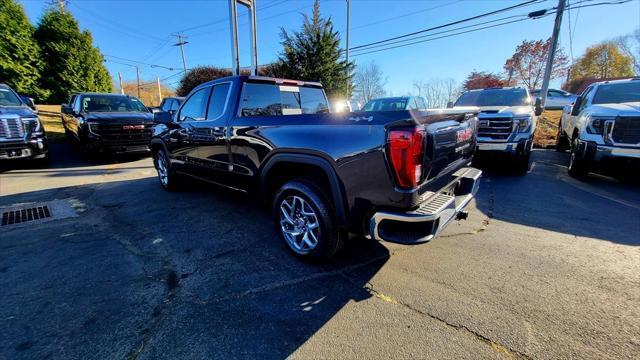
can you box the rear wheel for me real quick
[154,149,180,191]
[568,137,589,178]
[273,179,343,259]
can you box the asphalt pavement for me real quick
[1,144,638,359]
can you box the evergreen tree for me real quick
[0,0,45,99]
[276,0,352,98]
[35,8,112,103]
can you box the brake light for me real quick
[388,128,425,188]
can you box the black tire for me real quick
[555,126,570,152]
[154,149,180,191]
[515,153,530,174]
[273,179,343,259]
[568,137,589,178]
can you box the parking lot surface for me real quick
[1,145,639,359]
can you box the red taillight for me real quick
[388,128,425,188]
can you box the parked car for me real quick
[150,96,184,115]
[557,78,640,178]
[150,76,481,259]
[362,96,427,111]
[450,87,543,173]
[531,88,577,110]
[0,83,48,162]
[61,93,154,154]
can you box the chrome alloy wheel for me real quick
[279,195,320,254]
[156,152,169,187]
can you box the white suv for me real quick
[557,78,640,178]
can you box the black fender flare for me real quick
[260,153,348,229]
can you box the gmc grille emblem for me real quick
[456,128,473,143]
[123,125,145,130]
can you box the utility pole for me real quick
[118,72,124,94]
[156,77,162,104]
[228,0,258,76]
[136,66,141,98]
[539,0,566,107]
[346,0,351,98]
[173,34,189,74]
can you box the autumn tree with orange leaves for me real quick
[504,38,569,90]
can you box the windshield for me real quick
[81,95,147,113]
[454,89,530,107]
[592,82,640,104]
[0,87,23,106]
[363,98,408,111]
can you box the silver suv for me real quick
[450,87,543,173]
[557,78,640,178]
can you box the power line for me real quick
[349,0,543,51]
[103,54,183,71]
[350,0,466,31]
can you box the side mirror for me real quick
[563,104,572,114]
[154,111,173,124]
[446,101,454,109]
[571,97,582,116]
[534,97,543,116]
[61,104,71,115]
[20,96,36,111]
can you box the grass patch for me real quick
[534,110,561,148]
[37,105,65,143]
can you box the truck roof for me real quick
[194,75,324,93]
[464,86,526,92]
[592,77,640,86]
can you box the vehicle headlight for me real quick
[21,117,42,134]
[586,116,614,134]
[515,115,531,133]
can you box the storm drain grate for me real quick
[2,206,51,226]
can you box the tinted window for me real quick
[180,88,210,121]
[454,89,530,107]
[549,90,564,97]
[239,83,329,117]
[80,95,147,112]
[592,82,640,104]
[363,98,408,111]
[300,87,329,114]
[207,83,231,120]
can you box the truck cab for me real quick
[557,78,640,178]
[450,87,542,173]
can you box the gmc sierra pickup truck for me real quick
[450,87,543,173]
[0,83,48,162]
[151,76,481,259]
[62,93,154,154]
[557,78,640,178]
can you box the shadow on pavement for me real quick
[0,175,390,359]
[0,142,150,174]
[473,149,640,246]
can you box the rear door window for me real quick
[207,83,231,120]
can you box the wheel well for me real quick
[263,162,332,205]
[150,142,163,157]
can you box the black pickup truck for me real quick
[151,76,481,259]
[61,93,154,154]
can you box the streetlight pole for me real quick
[136,65,141,98]
[346,0,350,97]
[539,0,566,108]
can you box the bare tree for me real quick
[354,61,387,103]
[413,78,461,108]
[616,28,640,75]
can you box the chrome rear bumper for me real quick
[369,167,482,244]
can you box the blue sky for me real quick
[19,0,640,95]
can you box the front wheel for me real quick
[273,180,343,259]
[154,149,180,191]
[568,137,589,178]
[556,126,570,152]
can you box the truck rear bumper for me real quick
[368,167,482,244]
